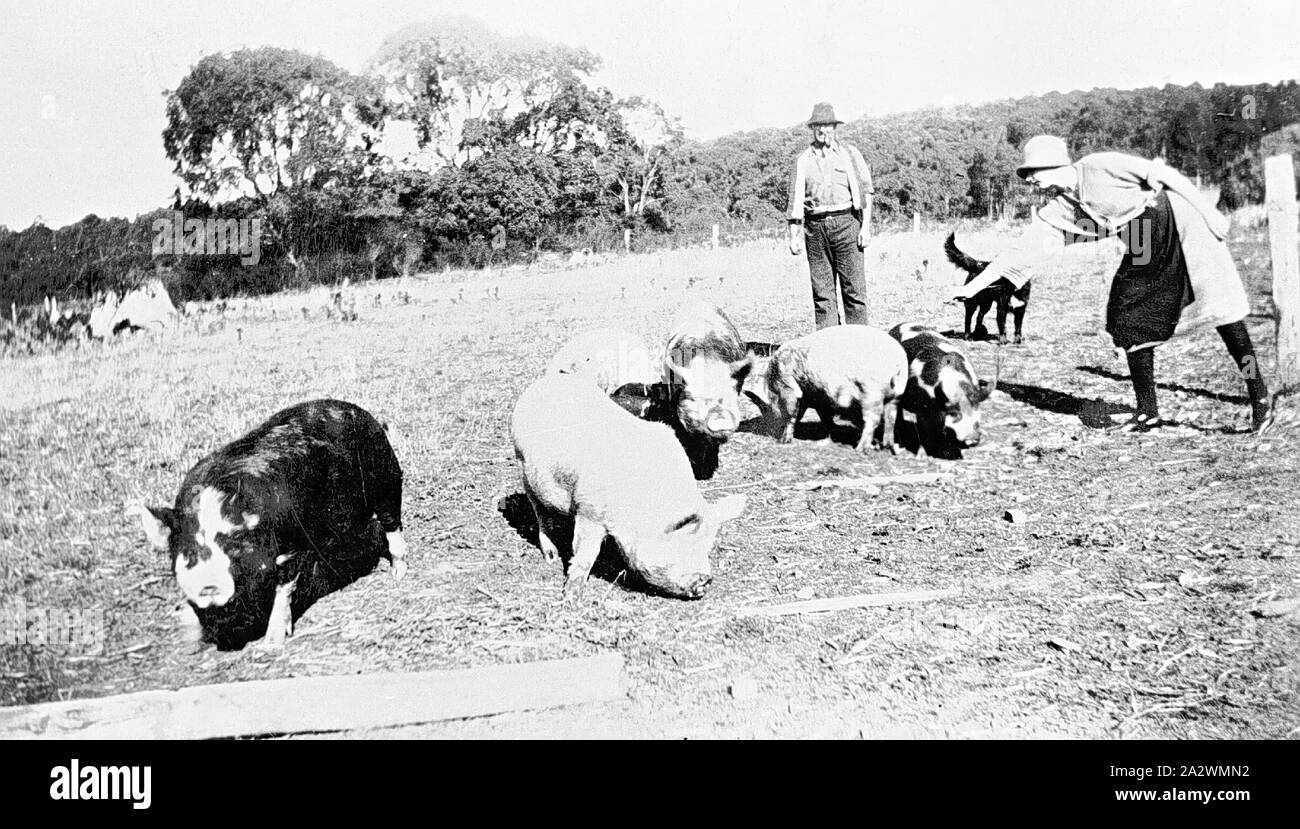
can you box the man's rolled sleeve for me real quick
[787,152,808,222]
[850,146,874,196]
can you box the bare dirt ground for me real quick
[2,225,1297,739]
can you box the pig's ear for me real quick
[729,353,755,385]
[709,493,748,524]
[649,382,674,405]
[138,505,175,551]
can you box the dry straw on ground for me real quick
[1,223,1296,738]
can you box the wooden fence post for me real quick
[912,212,920,236]
[711,224,719,250]
[623,229,631,254]
[1265,153,1299,391]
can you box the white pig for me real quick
[545,327,659,393]
[511,373,747,599]
[746,325,907,453]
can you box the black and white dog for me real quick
[944,232,1031,345]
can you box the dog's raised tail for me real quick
[943,231,989,276]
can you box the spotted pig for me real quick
[889,322,994,457]
[138,399,407,649]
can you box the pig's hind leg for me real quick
[855,389,885,453]
[384,526,409,581]
[367,436,408,580]
[878,398,899,454]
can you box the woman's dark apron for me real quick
[1105,190,1194,350]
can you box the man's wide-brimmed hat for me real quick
[806,102,843,126]
[1016,134,1072,179]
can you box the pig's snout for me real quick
[193,584,230,608]
[704,407,738,435]
[679,573,713,599]
[945,415,982,447]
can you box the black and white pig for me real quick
[137,399,407,649]
[661,303,755,479]
[888,322,994,458]
[511,373,747,600]
[745,325,907,453]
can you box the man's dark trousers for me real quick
[805,211,868,328]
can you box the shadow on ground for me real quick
[995,380,1129,429]
[740,412,896,452]
[741,411,967,457]
[998,378,1246,434]
[495,493,687,599]
[936,327,1024,344]
[1076,364,1248,404]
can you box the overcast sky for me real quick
[1,0,1296,229]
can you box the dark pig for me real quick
[661,303,755,479]
[138,399,407,649]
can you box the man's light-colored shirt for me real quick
[787,140,874,221]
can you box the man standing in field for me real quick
[787,102,875,328]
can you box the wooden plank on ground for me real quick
[0,653,625,740]
[793,472,954,491]
[737,588,959,619]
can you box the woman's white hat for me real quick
[1016,135,1072,179]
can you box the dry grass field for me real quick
[1,224,1297,739]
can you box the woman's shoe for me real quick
[1111,412,1163,433]
[1251,395,1277,435]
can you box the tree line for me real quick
[2,16,1297,309]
